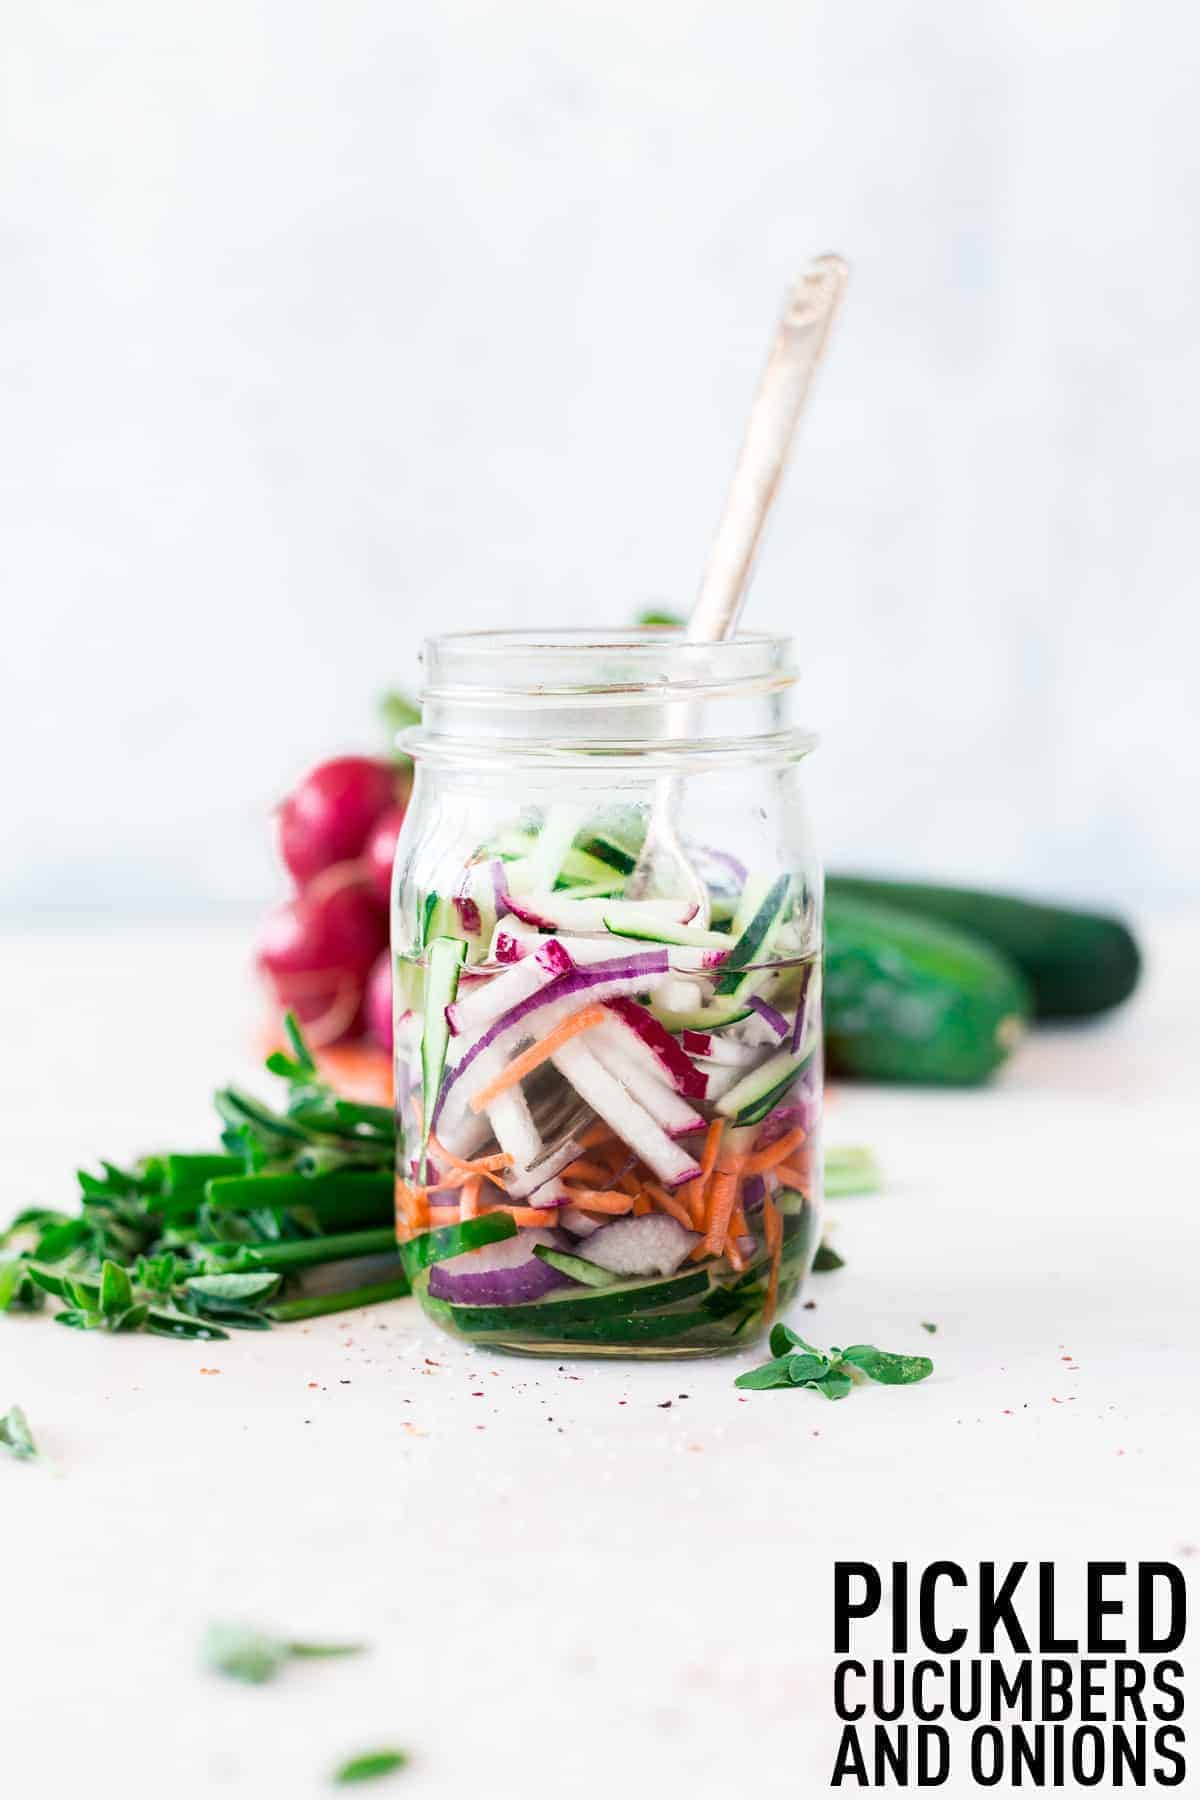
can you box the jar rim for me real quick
[418,627,797,706]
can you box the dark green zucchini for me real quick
[824,895,1032,1085]
[826,875,1140,1019]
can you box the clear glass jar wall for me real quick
[391,630,822,1357]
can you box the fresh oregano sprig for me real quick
[735,1323,933,1397]
[203,1622,366,1685]
[1,1404,37,1460]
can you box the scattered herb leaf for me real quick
[921,1321,937,1334]
[203,1622,366,1685]
[334,1749,409,1784]
[735,1335,933,1399]
[811,1242,845,1272]
[0,1404,37,1460]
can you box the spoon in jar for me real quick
[626,254,849,914]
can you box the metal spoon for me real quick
[626,255,849,913]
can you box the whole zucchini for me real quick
[824,895,1032,1085]
[826,876,1140,1019]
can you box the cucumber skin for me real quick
[827,876,1140,1020]
[824,895,1032,1085]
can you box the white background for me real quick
[4,0,1198,919]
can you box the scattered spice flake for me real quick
[803,1300,816,1311]
[308,1382,320,1390]
[687,1444,704,1453]
[921,1322,937,1334]
[471,1392,484,1398]
[424,1358,440,1367]
[199,1368,221,1376]
[1002,1409,1014,1416]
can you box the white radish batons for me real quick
[549,1038,701,1188]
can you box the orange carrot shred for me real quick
[703,1168,740,1257]
[429,1136,513,1177]
[645,1182,695,1230]
[632,1193,653,1216]
[559,1187,633,1214]
[479,1203,560,1226]
[741,1128,807,1176]
[561,1158,616,1185]
[578,1121,618,1150]
[459,1174,482,1222]
[468,1005,608,1112]
[762,1193,783,1324]
[773,1162,810,1193]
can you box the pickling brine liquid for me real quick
[390,629,824,1358]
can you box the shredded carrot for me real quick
[681,1118,723,1228]
[428,1205,462,1225]
[762,1193,783,1324]
[704,1168,741,1257]
[741,1128,807,1176]
[479,1203,560,1227]
[578,1121,618,1150]
[559,1187,634,1214]
[617,1168,641,1196]
[633,1193,653,1216]
[561,1158,617,1185]
[395,1177,429,1231]
[468,1005,608,1112]
[773,1163,810,1193]
[724,1203,751,1272]
[645,1182,695,1230]
[429,1136,513,1177]
[459,1174,482,1221]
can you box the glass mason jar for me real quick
[391,628,822,1358]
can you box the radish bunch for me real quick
[255,754,408,1049]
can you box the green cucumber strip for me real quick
[713,873,791,997]
[602,908,729,949]
[399,1213,517,1278]
[824,1147,881,1197]
[715,1045,812,1124]
[427,1266,713,1332]
[556,878,626,900]
[504,1304,755,1345]
[578,831,638,876]
[419,936,468,1174]
[532,1246,619,1288]
[648,999,752,1033]
[558,846,624,889]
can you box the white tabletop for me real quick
[4,922,1197,1798]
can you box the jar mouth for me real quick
[418,627,798,708]
[407,626,811,767]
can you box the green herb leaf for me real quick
[768,1322,823,1360]
[634,607,684,628]
[185,1271,281,1304]
[99,1259,134,1317]
[921,1321,937,1334]
[734,1355,798,1391]
[334,1748,409,1784]
[203,1623,366,1684]
[735,1333,933,1399]
[0,1404,37,1459]
[811,1242,845,1272]
[813,1368,854,1401]
[837,1344,934,1386]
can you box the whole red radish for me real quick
[255,876,387,1045]
[364,947,394,1051]
[365,804,407,908]
[276,756,397,887]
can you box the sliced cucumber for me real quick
[602,906,729,949]
[419,936,468,1168]
[715,1045,813,1124]
[399,1212,517,1279]
[426,1266,714,1333]
[532,1246,619,1288]
[557,846,625,890]
[713,873,791,999]
[647,996,753,1033]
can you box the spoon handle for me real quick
[688,254,849,645]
